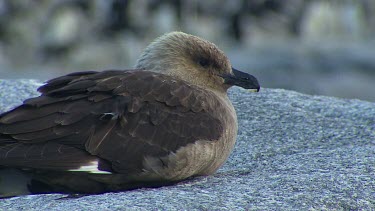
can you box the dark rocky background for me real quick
[0,0,374,101]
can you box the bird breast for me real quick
[139,94,238,181]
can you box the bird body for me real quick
[0,32,259,197]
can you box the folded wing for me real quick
[0,70,224,175]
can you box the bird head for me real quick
[135,32,260,93]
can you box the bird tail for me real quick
[0,168,31,198]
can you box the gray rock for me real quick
[0,79,374,210]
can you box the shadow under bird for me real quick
[0,32,259,197]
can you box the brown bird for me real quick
[0,32,259,197]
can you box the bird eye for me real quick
[198,58,210,68]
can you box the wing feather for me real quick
[0,70,225,175]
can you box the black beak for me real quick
[221,68,260,92]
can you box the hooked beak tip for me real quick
[222,67,260,91]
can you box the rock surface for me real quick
[0,79,374,210]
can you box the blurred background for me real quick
[0,0,374,101]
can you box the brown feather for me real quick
[0,143,98,171]
[0,113,62,134]
[0,70,225,175]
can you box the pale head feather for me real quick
[135,32,232,93]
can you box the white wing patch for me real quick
[68,160,112,174]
